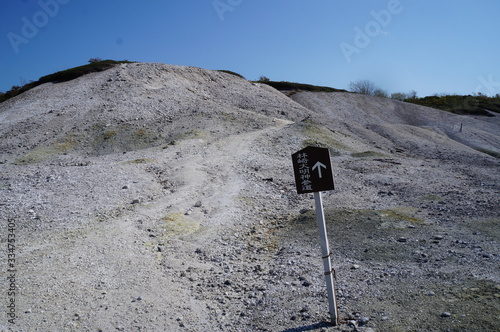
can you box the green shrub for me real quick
[37,60,134,84]
[406,95,500,116]
[373,89,389,98]
[217,70,245,79]
[257,80,347,93]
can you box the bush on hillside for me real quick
[391,92,407,101]
[258,76,270,83]
[217,70,245,79]
[349,80,378,95]
[373,88,389,98]
[406,94,500,116]
[258,80,347,93]
[88,57,103,63]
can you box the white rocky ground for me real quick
[0,63,499,331]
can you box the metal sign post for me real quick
[291,146,338,325]
[314,191,338,325]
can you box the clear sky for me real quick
[1,0,499,97]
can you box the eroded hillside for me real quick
[0,63,498,331]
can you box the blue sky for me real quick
[1,0,499,97]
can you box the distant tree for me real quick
[349,80,377,95]
[258,75,270,82]
[373,88,389,98]
[88,57,103,63]
[391,92,407,100]
[407,90,418,99]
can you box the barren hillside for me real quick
[1,63,498,331]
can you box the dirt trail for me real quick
[8,119,295,331]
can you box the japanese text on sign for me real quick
[297,152,313,192]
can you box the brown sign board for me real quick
[292,146,335,194]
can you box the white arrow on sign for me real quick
[312,161,327,178]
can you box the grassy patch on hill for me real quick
[13,134,80,165]
[299,119,351,154]
[351,151,388,158]
[283,207,427,262]
[161,213,200,238]
[0,60,134,103]
[475,148,500,158]
[405,95,500,116]
[217,70,245,79]
[257,80,348,93]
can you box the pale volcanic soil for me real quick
[0,63,499,331]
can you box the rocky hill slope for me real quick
[0,63,499,331]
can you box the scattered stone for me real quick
[427,291,435,296]
[351,264,361,270]
[441,312,451,318]
[302,280,312,287]
[397,237,407,243]
[358,317,370,326]
[433,235,444,240]
[131,199,140,204]
[359,316,370,326]
[194,200,202,207]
